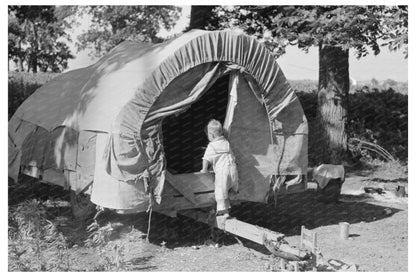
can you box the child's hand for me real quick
[200,169,208,173]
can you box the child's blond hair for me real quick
[207,119,223,141]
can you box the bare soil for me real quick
[8,162,408,271]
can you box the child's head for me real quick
[207,119,223,141]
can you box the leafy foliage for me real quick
[8,6,75,73]
[348,88,407,161]
[379,6,408,58]
[297,88,407,164]
[208,5,408,58]
[76,6,182,57]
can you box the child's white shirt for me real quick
[202,136,235,173]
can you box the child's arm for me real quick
[200,159,210,173]
[201,144,213,173]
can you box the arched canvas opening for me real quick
[136,62,278,205]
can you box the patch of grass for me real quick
[8,194,137,271]
[370,160,407,179]
[8,199,70,271]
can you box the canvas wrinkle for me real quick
[263,66,278,94]
[255,47,268,85]
[222,33,230,61]
[238,36,247,69]
[8,118,37,180]
[144,63,221,122]
[216,32,223,59]
[246,39,257,72]
[268,92,296,120]
[208,33,217,61]
[20,127,46,169]
[8,134,19,169]
[263,61,279,93]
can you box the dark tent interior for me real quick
[161,74,230,174]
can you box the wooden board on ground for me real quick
[156,192,215,211]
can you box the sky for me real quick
[66,5,408,82]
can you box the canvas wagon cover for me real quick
[8,30,308,211]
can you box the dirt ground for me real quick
[8,162,408,272]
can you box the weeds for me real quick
[8,195,136,271]
[8,199,70,271]
[84,219,132,271]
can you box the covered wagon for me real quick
[9,30,323,260]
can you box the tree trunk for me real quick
[189,6,216,30]
[316,45,350,164]
[17,39,24,72]
[17,56,24,72]
[30,54,38,73]
[30,20,38,73]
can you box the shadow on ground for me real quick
[231,191,401,236]
[9,179,401,253]
[85,189,401,252]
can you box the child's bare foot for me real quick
[216,209,231,219]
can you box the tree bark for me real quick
[30,20,38,73]
[30,54,38,73]
[17,39,24,72]
[189,6,216,30]
[17,56,24,72]
[317,45,350,164]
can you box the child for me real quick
[200,119,238,218]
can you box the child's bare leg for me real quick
[215,199,230,213]
[215,169,232,217]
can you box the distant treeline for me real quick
[8,72,408,162]
[289,79,408,95]
[8,72,57,119]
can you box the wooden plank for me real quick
[302,226,314,236]
[161,181,181,197]
[178,209,305,261]
[302,240,315,251]
[177,210,286,243]
[223,218,305,260]
[300,226,305,249]
[169,172,215,193]
[302,230,315,241]
[219,217,285,244]
[312,232,317,252]
[155,192,215,211]
[165,171,197,204]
